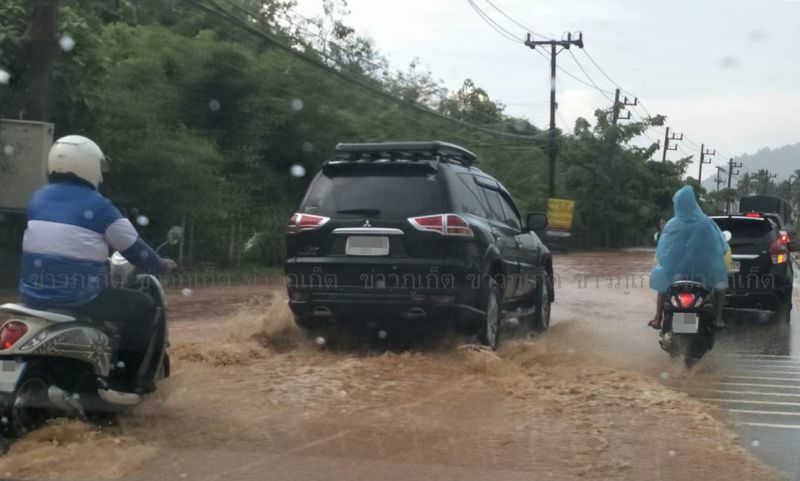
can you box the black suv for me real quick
[711,213,794,321]
[285,141,554,348]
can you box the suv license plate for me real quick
[673,312,699,334]
[729,261,740,273]
[346,236,390,256]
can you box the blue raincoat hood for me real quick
[650,186,729,292]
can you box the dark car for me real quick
[711,213,794,321]
[284,141,554,348]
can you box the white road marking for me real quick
[723,375,800,382]
[728,409,800,417]
[697,398,800,407]
[736,422,800,430]
[692,389,800,398]
[717,382,800,390]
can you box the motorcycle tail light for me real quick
[677,292,695,309]
[0,321,28,350]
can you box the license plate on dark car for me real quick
[345,236,389,256]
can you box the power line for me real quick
[567,49,615,102]
[467,0,522,43]
[185,0,544,142]
[477,0,549,40]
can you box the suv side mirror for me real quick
[525,213,548,232]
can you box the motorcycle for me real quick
[0,226,182,437]
[658,280,717,367]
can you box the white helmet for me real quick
[47,135,105,188]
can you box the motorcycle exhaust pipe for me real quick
[47,386,84,417]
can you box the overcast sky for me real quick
[295,0,800,177]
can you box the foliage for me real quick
[0,0,703,272]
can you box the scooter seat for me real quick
[0,303,80,323]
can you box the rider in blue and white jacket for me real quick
[20,135,176,393]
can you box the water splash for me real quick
[208,99,221,112]
[3,144,15,156]
[290,98,304,111]
[136,215,150,227]
[0,69,9,84]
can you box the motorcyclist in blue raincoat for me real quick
[648,185,729,330]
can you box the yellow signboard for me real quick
[547,198,575,231]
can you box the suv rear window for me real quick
[301,164,443,218]
[713,218,776,246]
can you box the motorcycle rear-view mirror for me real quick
[167,226,184,245]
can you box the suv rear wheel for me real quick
[774,300,791,323]
[531,275,551,333]
[478,277,502,350]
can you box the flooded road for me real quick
[555,250,800,479]
[0,250,796,480]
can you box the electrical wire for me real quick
[477,0,550,40]
[566,49,615,102]
[466,0,522,43]
[184,0,544,142]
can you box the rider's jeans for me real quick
[73,287,157,389]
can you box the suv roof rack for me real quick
[333,141,477,166]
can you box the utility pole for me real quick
[22,0,59,121]
[715,167,725,192]
[525,32,584,199]
[761,171,777,195]
[698,144,715,182]
[661,127,683,162]
[611,88,637,125]
[727,158,742,214]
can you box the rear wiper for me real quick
[336,209,381,216]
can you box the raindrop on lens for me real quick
[208,99,221,112]
[3,144,14,156]
[290,164,306,178]
[0,69,9,84]
[290,98,304,111]
[668,449,676,457]
[337,390,347,398]
[751,439,760,448]
[141,250,149,259]
[659,372,669,381]
[116,361,125,368]
[378,330,387,340]
[59,35,76,52]
[33,259,43,268]
[182,288,193,297]
[315,336,326,346]
[302,142,314,152]
[83,210,94,220]
[136,215,149,226]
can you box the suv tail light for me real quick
[770,239,789,264]
[0,321,28,350]
[779,230,790,246]
[287,213,330,234]
[409,214,474,237]
[745,212,762,218]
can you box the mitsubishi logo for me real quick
[363,220,372,228]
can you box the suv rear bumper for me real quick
[288,290,484,327]
[726,269,793,308]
